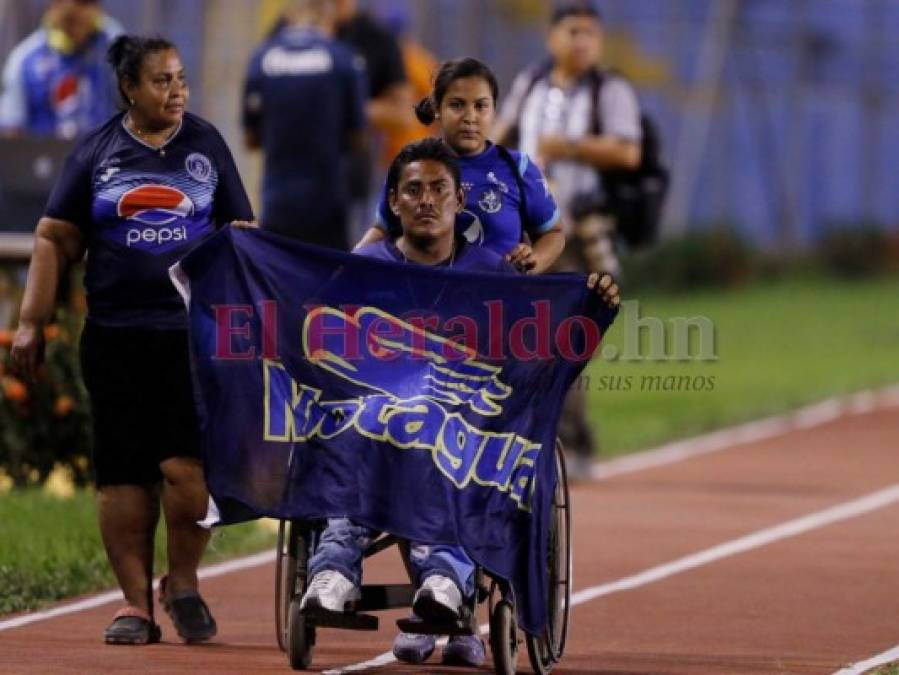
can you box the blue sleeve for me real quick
[211,129,254,224]
[241,50,264,134]
[518,153,561,237]
[44,143,94,230]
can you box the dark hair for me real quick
[107,34,176,106]
[551,0,602,25]
[386,138,462,198]
[414,57,499,126]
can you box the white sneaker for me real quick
[299,570,360,613]
[412,575,463,623]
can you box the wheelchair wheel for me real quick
[525,440,572,674]
[490,599,518,675]
[275,520,299,651]
[287,596,314,670]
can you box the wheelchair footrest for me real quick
[358,584,415,612]
[303,607,379,631]
[396,615,476,637]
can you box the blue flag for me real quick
[171,228,617,635]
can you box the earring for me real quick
[129,98,135,106]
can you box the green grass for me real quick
[587,275,899,456]
[870,665,899,675]
[0,489,276,615]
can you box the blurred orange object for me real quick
[0,329,13,349]
[381,39,439,167]
[54,395,75,417]
[2,376,28,402]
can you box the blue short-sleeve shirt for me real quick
[375,142,560,256]
[45,111,253,329]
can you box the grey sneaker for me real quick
[412,575,463,623]
[442,634,486,667]
[392,631,436,663]
[299,570,360,613]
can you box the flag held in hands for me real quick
[170,227,617,635]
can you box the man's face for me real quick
[51,0,100,49]
[389,159,463,246]
[334,0,356,23]
[548,14,603,75]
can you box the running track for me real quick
[2,389,898,674]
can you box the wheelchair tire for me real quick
[490,599,518,675]
[525,441,572,674]
[287,597,315,670]
[275,520,298,651]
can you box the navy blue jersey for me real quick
[356,238,516,275]
[45,111,253,329]
[375,143,560,256]
[243,27,366,233]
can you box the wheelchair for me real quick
[272,439,571,673]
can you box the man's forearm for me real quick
[570,136,641,171]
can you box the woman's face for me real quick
[437,76,496,157]
[125,48,188,128]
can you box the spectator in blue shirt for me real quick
[355,58,565,274]
[242,0,367,249]
[0,0,123,138]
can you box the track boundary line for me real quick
[591,384,899,480]
[833,645,899,674]
[323,483,899,674]
[0,550,275,632]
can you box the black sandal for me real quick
[104,606,161,645]
[159,575,217,643]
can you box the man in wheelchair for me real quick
[297,138,621,666]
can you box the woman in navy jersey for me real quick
[355,57,565,274]
[11,35,254,645]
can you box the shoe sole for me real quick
[413,592,460,624]
[393,646,435,665]
[300,587,362,615]
[104,624,162,646]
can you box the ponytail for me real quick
[414,97,437,125]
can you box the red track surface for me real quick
[2,407,898,674]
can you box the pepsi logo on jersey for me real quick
[117,185,194,247]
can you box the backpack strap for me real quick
[587,66,606,136]
[505,58,553,147]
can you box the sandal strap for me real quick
[113,605,153,622]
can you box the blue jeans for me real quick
[308,517,476,599]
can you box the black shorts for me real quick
[79,321,202,487]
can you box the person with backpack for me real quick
[354,57,565,274]
[494,0,663,272]
[493,0,659,477]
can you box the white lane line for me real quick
[323,483,899,674]
[833,646,899,674]
[0,550,275,632]
[591,385,899,480]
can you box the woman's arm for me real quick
[529,227,565,274]
[353,226,387,251]
[11,217,84,377]
[506,228,565,275]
